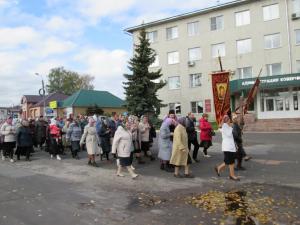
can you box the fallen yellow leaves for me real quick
[186,188,298,224]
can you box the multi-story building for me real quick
[125,0,300,124]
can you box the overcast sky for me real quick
[0,0,232,106]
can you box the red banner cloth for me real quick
[211,72,231,125]
[244,78,260,114]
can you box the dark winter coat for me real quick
[149,123,156,143]
[232,122,246,158]
[99,124,111,153]
[169,124,176,142]
[79,119,88,133]
[186,117,197,141]
[232,123,243,145]
[16,126,33,147]
[35,120,47,144]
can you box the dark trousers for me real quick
[188,138,200,159]
[16,146,31,160]
[141,141,150,155]
[71,141,80,157]
[101,152,110,160]
[3,142,16,159]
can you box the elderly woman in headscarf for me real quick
[215,115,239,181]
[66,119,82,159]
[48,118,62,160]
[112,119,138,179]
[80,117,101,167]
[15,120,33,161]
[99,118,111,161]
[170,117,194,178]
[158,118,174,172]
[128,115,145,164]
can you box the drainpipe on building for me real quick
[285,0,293,74]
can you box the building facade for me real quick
[21,95,43,119]
[126,0,300,121]
[61,90,126,117]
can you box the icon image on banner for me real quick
[216,83,228,100]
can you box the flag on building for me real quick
[211,71,231,125]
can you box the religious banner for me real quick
[211,71,231,125]
[244,77,260,114]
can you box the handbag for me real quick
[209,129,216,137]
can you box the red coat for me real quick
[49,124,60,139]
[199,118,212,141]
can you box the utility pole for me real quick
[35,73,46,117]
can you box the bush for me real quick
[149,116,163,130]
[211,121,219,130]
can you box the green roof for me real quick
[61,90,125,108]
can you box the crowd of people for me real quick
[0,110,250,181]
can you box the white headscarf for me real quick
[50,118,57,126]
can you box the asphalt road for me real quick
[0,132,299,225]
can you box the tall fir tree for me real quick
[123,29,166,117]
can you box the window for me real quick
[166,26,178,40]
[260,97,265,112]
[294,93,299,110]
[167,51,179,64]
[150,55,159,68]
[297,60,300,72]
[146,31,158,43]
[210,16,224,31]
[169,103,181,115]
[237,67,252,79]
[188,47,201,61]
[191,101,204,114]
[168,76,180,90]
[275,99,284,111]
[296,30,300,45]
[187,21,200,36]
[266,63,282,76]
[237,39,252,54]
[190,73,202,87]
[211,43,225,58]
[266,99,274,111]
[263,4,279,21]
[285,98,290,111]
[235,10,250,26]
[292,0,300,13]
[264,33,281,49]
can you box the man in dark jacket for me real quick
[232,113,246,170]
[35,116,47,150]
[186,112,200,162]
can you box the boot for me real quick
[165,164,174,173]
[137,157,145,164]
[146,151,155,161]
[127,167,138,179]
[235,159,246,171]
[116,166,124,177]
[160,163,165,170]
[92,161,98,167]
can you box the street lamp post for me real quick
[35,73,46,117]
